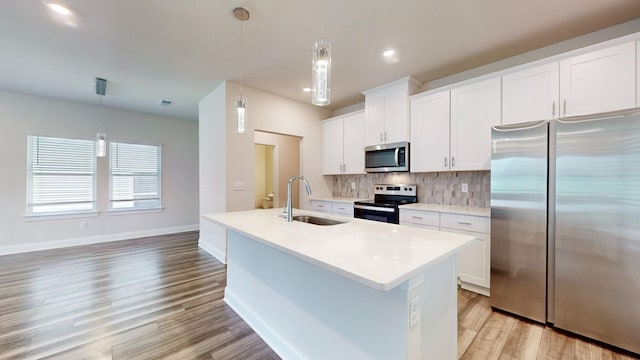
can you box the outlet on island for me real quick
[461,183,468,193]
[351,182,356,190]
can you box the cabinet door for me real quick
[322,117,344,175]
[442,227,490,289]
[384,92,410,144]
[410,90,451,172]
[364,96,386,146]
[451,77,501,171]
[342,111,365,174]
[502,62,560,125]
[560,41,636,117]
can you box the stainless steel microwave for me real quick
[364,141,409,173]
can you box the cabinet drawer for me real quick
[310,200,332,213]
[331,202,354,216]
[440,213,489,233]
[400,221,440,231]
[399,209,440,227]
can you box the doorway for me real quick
[254,131,301,210]
[254,143,275,209]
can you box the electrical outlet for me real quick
[351,182,356,190]
[461,183,468,193]
[410,296,420,328]
[80,221,88,230]
[233,181,246,191]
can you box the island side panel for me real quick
[223,229,458,360]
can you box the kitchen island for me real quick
[204,208,474,360]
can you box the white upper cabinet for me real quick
[502,62,560,125]
[560,41,636,117]
[410,90,451,172]
[450,77,501,171]
[363,77,422,146]
[342,111,365,174]
[322,116,344,175]
[322,110,365,175]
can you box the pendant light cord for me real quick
[240,14,244,96]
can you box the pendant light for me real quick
[233,7,249,133]
[311,6,331,106]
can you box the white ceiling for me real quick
[1,1,640,121]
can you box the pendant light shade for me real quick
[235,95,247,133]
[312,40,331,106]
[96,133,107,157]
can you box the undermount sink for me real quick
[293,215,346,226]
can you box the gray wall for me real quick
[0,91,199,254]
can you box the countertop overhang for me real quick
[203,208,474,291]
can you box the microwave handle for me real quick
[394,147,399,166]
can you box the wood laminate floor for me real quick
[0,232,637,360]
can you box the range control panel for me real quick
[373,184,417,196]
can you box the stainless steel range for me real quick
[354,184,417,224]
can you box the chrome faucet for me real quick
[284,175,312,222]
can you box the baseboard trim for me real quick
[0,224,199,256]
[197,239,227,264]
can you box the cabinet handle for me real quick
[384,132,388,141]
[380,133,383,142]
[451,156,455,168]
[552,101,556,117]
[563,100,567,116]
[412,216,423,220]
[457,221,472,225]
[338,207,345,210]
[318,205,324,208]
[444,157,448,167]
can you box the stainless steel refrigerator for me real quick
[490,111,640,355]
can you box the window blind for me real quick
[110,142,161,210]
[27,135,96,214]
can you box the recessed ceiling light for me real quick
[383,50,395,57]
[45,2,73,16]
[303,88,312,93]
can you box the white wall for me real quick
[198,83,228,261]
[224,82,332,212]
[198,81,332,263]
[0,91,199,254]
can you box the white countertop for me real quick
[400,203,490,217]
[203,208,474,292]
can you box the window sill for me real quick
[24,211,99,222]
[106,207,164,216]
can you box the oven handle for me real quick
[354,205,396,213]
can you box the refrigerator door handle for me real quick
[492,119,548,132]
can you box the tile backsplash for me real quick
[332,171,490,207]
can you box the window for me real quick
[26,135,96,215]
[110,142,161,210]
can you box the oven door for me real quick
[354,204,399,224]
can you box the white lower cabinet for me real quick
[440,213,490,296]
[400,208,490,296]
[331,201,354,217]
[399,209,440,230]
[310,200,332,214]
[310,199,354,218]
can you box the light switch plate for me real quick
[233,181,247,191]
[461,183,468,193]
